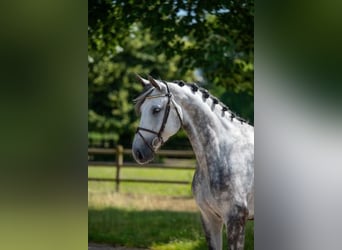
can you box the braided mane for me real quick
[173,80,248,124]
[133,79,248,124]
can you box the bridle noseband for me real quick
[136,81,183,153]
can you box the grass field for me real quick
[88,165,254,250]
[88,165,194,196]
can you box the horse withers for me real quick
[132,75,254,250]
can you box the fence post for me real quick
[115,145,123,192]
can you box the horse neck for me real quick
[170,83,240,166]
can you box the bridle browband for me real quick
[135,81,183,153]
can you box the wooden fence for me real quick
[88,146,195,191]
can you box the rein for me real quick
[136,81,183,153]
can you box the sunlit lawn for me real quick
[88,166,194,196]
[88,165,254,250]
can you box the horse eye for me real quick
[152,107,161,114]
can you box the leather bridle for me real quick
[135,81,183,153]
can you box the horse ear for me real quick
[135,74,150,87]
[148,75,161,90]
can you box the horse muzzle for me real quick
[132,135,156,164]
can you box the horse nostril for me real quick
[136,150,143,160]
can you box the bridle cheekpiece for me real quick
[135,81,183,153]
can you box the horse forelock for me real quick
[133,85,154,115]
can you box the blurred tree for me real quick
[88,23,193,147]
[88,0,254,148]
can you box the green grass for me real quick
[88,207,254,250]
[88,166,194,196]
[88,165,254,249]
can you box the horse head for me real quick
[132,75,183,164]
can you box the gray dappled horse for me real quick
[132,75,254,250]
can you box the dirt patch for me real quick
[88,192,198,212]
[88,243,148,250]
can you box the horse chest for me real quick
[192,166,235,213]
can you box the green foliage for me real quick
[88,1,254,147]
